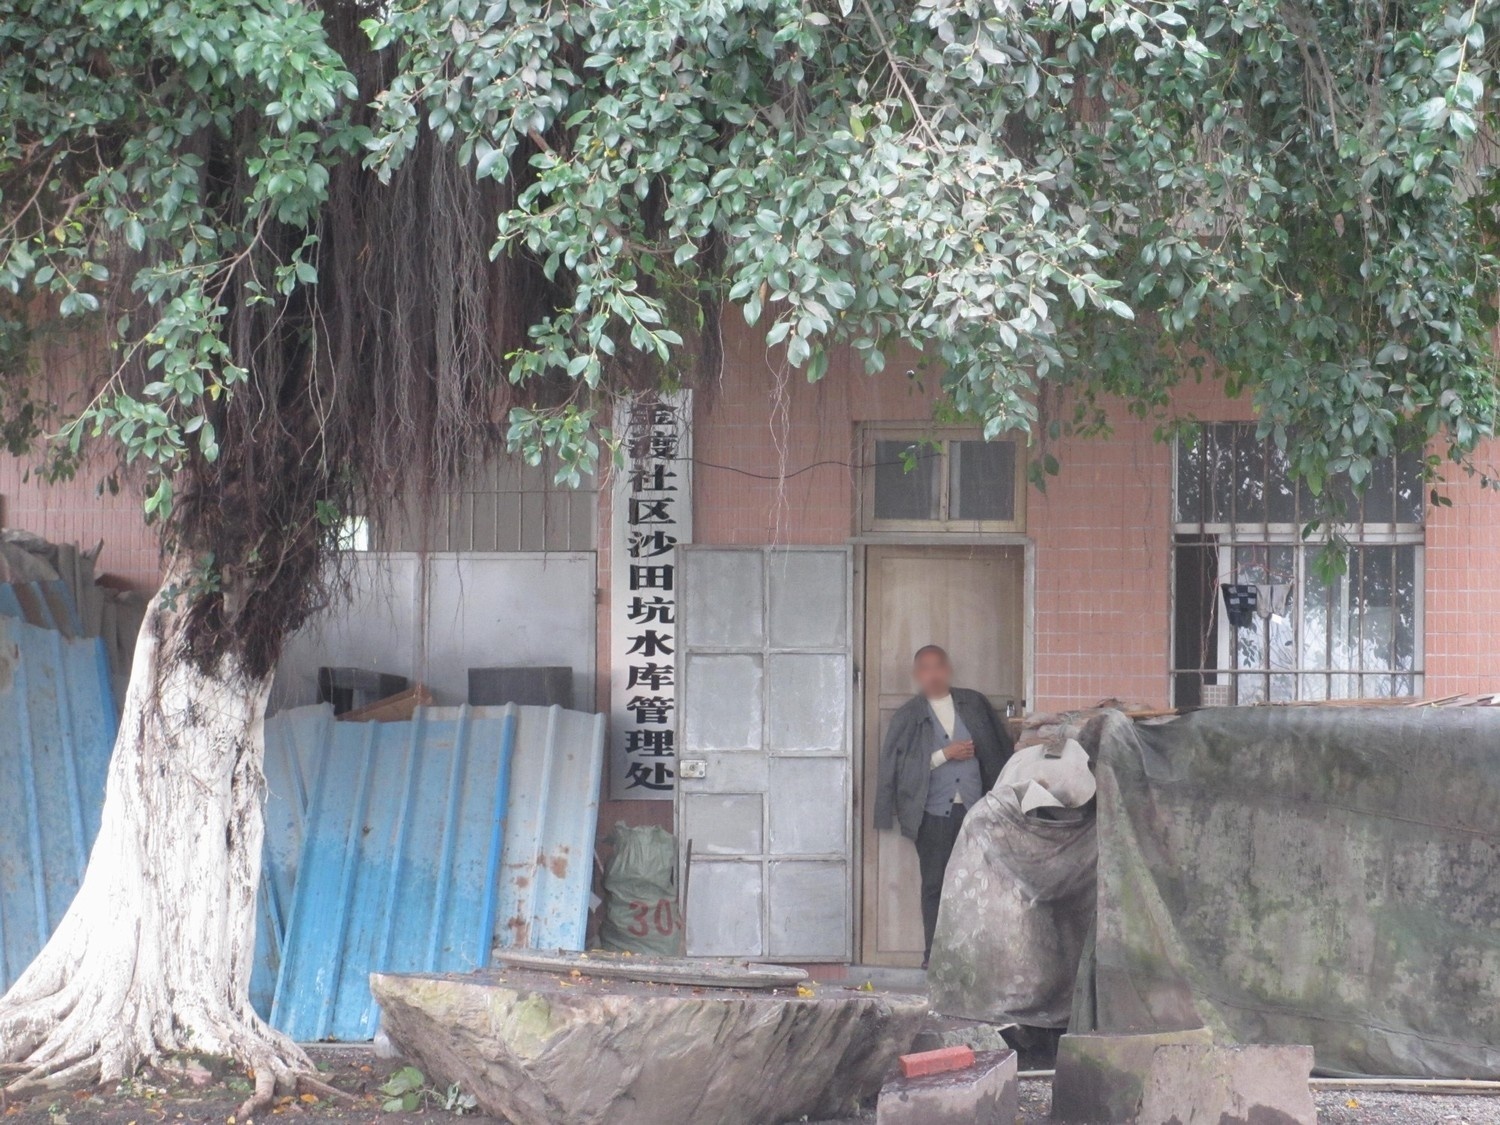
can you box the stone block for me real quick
[878,1049,1018,1125]
[1050,1028,1213,1123]
[1136,1043,1315,1125]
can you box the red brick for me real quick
[898,1046,974,1079]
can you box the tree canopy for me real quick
[3,0,1499,651]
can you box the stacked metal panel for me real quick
[0,603,117,991]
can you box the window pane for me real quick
[950,440,1017,521]
[1267,545,1297,676]
[1396,450,1424,525]
[1236,673,1268,705]
[1266,440,1297,523]
[1394,546,1417,673]
[1176,427,1206,523]
[1328,564,1357,672]
[1173,425,1422,703]
[1330,673,1359,700]
[1355,546,1395,673]
[1302,563,1331,671]
[1173,536,1219,686]
[873,441,939,520]
[1363,455,1395,524]
[1233,428,1266,523]
[1208,424,1236,523]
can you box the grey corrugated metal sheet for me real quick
[0,601,117,991]
[256,702,605,1041]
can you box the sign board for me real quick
[609,391,692,799]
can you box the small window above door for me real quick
[860,427,1026,533]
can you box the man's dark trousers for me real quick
[916,802,967,963]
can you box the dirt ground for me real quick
[0,1048,475,1125]
[4,1048,1500,1124]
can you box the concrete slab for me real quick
[877,1049,1018,1125]
[1137,1043,1315,1125]
[1050,1028,1213,1122]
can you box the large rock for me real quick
[1136,1043,1315,1125]
[371,969,929,1125]
[1051,1028,1214,1123]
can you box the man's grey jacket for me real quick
[873,688,1015,840]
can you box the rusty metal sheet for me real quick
[493,704,607,952]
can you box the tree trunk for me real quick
[0,570,311,1108]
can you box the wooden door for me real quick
[859,545,1025,966]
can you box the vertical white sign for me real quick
[609,391,692,800]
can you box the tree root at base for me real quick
[0,995,341,1123]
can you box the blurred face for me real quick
[913,650,952,699]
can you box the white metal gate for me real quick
[675,546,853,961]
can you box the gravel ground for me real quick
[826,1079,1500,1123]
[1012,1078,1500,1124]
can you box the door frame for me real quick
[849,535,1035,966]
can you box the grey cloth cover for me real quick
[1074,707,1500,1079]
[926,782,1097,1027]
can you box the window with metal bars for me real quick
[1172,424,1424,707]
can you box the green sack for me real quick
[599,823,685,956]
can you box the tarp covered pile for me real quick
[933,703,1500,1079]
[1076,706,1500,1079]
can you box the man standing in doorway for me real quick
[873,645,1014,968]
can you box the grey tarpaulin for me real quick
[927,781,1097,1027]
[1074,706,1500,1078]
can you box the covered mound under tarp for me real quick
[1074,706,1500,1079]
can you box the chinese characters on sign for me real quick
[609,392,692,800]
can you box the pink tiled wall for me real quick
[689,323,1261,712]
[6,316,1497,712]
[0,456,160,590]
[0,334,160,590]
[1421,460,1500,694]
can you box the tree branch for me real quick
[857,0,943,150]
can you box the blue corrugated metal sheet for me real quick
[255,701,607,1040]
[250,706,329,1017]
[495,705,607,951]
[0,605,117,991]
[267,705,518,1041]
